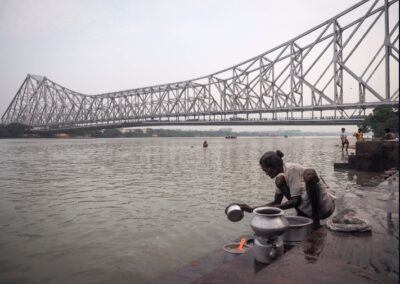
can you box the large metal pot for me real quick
[250,207,289,238]
[282,216,312,244]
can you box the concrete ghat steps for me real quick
[155,175,399,284]
[192,227,397,284]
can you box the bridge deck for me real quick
[32,118,365,133]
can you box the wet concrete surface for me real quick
[155,172,398,284]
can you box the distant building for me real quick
[121,128,137,133]
[220,128,233,132]
[54,133,69,138]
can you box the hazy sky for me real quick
[0,0,385,133]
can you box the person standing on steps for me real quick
[340,128,349,152]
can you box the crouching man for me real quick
[239,150,335,229]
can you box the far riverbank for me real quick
[1,127,363,139]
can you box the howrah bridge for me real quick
[1,0,399,133]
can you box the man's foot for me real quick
[311,220,321,230]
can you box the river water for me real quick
[0,137,383,283]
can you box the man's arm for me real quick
[239,193,284,213]
[266,193,284,206]
[276,195,301,210]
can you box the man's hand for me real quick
[238,204,253,213]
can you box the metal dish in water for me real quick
[223,243,251,254]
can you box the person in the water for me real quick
[239,150,335,229]
[203,141,208,148]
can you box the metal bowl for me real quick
[282,216,312,244]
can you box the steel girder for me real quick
[1,0,399,131]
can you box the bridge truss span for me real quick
[1,0,399,132]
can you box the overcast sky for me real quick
[0,0,391,133]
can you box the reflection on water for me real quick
[0,137,380,283]
[302,229,327,263]
[336,169,384,187]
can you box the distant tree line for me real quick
[0,123,31,138]
[97,128,236,138]
[0,125,236,138]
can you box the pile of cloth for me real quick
[326,191,371,232]
[326,207,371,232]
[327,169,399,232]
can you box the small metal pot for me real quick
[225,204,244,222]
[282,216,312,244]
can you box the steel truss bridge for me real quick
[1,0,399,133]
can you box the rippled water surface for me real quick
[0,137,376,283]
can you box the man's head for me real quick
[385,128,391,133]
[259,150,284,178]
[341,128,345,132]
[358,128,362,132]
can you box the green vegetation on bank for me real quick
[359,105,398,137]
[0,123,31,138]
